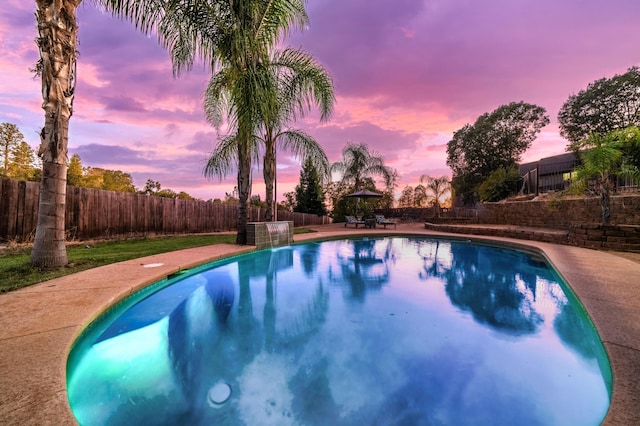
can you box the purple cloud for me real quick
[71,144,147,166]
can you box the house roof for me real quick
[519,152,580,175]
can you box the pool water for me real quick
[67,237,611,425]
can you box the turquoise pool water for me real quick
[67,237,611,425]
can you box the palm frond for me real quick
[277,129,330,179]
[203,133,240,180]
[256,0,308,46]
[271,48,335,122]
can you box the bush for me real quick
[478,167,521,202]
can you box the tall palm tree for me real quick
[193,1,309,243]
[31,0,308,262]
[331,142,392,192]
[31,0,222,267]
[204,47,335,221]
[31,0,82,268]
[419,174,451,215]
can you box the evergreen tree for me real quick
[8,141,39,181]
[67,154,83,186]
[294,158,327,215]
[1,123,26,177]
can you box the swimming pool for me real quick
[67,237,611,425]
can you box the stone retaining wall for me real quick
[428,194,640,252]
[476,194,640,228]
[569,223,640,252]
[424,223,570,245]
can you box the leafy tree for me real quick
[224,187,239,205]
[323,179,379,222]
[141,179,162,195]
[558,67,640,151]
[177,191,195,200]
[140,179,190,199]
[280,191,296,212]
[294,158,327,216]
[398,185,415,207]
[477,166,521,202]
[81,167,105,189]
[574,127,640,224]
[446,102,549,204]
[1,123,26,177]
[156,188,178,198]
[250,194,266,208]
[67,154,136,192]
[102,169,136,192]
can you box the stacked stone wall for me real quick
[569,223,640,252]
[427,194,640,252]
[476,195,640,229]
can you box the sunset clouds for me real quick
[1,0,639,200]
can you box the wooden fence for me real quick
[0,178,332,242]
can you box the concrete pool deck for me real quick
[0,223,638,425]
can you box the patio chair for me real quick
[345,215,365,228]
[375,214,397,229]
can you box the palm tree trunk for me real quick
[236,140,251,245]
[263,142,276,222]
[31,0,80,268]
[600,177,611,225]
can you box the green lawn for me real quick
[0,229,315,293]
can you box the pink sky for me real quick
[1,0,639,201]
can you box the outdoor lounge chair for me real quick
[345,215,366,228]
[375,214,397,229]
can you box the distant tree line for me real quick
[68,153,199,200]
[0,127,200,201]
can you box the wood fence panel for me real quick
[4,179,18,238]
[138,194,148,234]
[0,179,10,239]
[0,178,332,242]
[23,181,38,239]
[15,182,26,240]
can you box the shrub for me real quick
[478,167,521,202]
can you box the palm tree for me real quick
[31,0,309,259]
[575,127,640,224]
[31,0,83,268]
[419,174,450,216]
[194,1,310,244]
[31,0,228,266]
[331,143,392,192]
[204,47,334,222]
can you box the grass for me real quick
[0,228,316,293]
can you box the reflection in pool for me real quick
[67,237,611,425]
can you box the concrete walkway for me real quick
[1,223,638,425]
